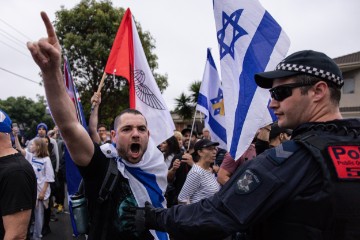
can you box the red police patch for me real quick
[327,145,360,179]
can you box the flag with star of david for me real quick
[213,0,290,160]
[196,48,227,149]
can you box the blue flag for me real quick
[196,48,227,149]
[213,0,290,160]
[63,56,86,236]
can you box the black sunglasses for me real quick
[269,83,314,101]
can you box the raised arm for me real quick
[27,12,93,166]
[89,92,101,144]
[13,128,25,156]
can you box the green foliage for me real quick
[0,96,53,139]
[189,80,201,104]
[174,92,194,120]
[173,79,201,120]
[54,0,168,126]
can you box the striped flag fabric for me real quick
[196,48,227,149]
[213,0,290,160]
[105,8,175,146]
[63,57,85,236]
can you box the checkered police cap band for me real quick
[275,63,343,87]
[254,50,344,89]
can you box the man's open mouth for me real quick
[130,143,140,154]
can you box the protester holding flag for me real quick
[89,92,105,145]
[28,11,171,240]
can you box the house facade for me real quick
[333,51,360,118]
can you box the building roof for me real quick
[333,51,360,72]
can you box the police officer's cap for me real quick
[255,50,343,89]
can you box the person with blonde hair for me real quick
[173,131,184,151]
[14,135,54,240]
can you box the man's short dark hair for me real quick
[114,109,147,130]
[293,74,341,106]
[97,123,107,131]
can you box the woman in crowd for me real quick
[178,139,220,204]
[159,135,181,168]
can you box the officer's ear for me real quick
[312,81,327,102]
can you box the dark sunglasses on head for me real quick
[269,82,314,101]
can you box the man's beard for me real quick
[117,144,148,164]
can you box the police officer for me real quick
[122,50,360,240]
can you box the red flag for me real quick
[104,8,175,147]
[105,8,135,108]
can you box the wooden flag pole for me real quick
[90,71,107,112]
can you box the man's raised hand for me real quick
[27,12,61,73]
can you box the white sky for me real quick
[0,0,359,110]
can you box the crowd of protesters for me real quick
[3,102,286,240]
[3,10,358,239]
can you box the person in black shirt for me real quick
[0,109,36,239]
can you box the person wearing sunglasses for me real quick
[122,50,360,240]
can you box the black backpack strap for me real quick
[97,157,119,204]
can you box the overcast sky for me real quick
[0,0,359,110]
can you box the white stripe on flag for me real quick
[131,17,175,146]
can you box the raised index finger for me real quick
[40,11,57,43]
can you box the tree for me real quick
[188,80,201,104]
[174,92,193,120]
[54,0,168,126]
[0,96,53,139]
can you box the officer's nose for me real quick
[269,98,279,110]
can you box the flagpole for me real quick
[187,109,198,151]
[90,71,107,112]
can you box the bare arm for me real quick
[27,12,93,166]
[167,159,181,182]
[217,167,231,186]
[13,130,25,156]
[3,210,32,240]
[89,92,101,144]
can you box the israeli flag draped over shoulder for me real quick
[100,140,168,240]
[213,0,290,160]
[196,48,227,149]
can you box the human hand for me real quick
[212,165,220,174]
[171,159,181,171]
[38,192,45,201]
[27,12,62,75]
[90,92,102,106]
[12,127,19,136]
[119,201,155,235]
[181,153,194,166]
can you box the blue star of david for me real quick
[217,9,247,60]
[210,88,224,116]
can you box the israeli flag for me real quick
[213,0,290,160]
[100,140,168,240]
[196,48,227,149]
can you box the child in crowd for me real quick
[14,133,54,240]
